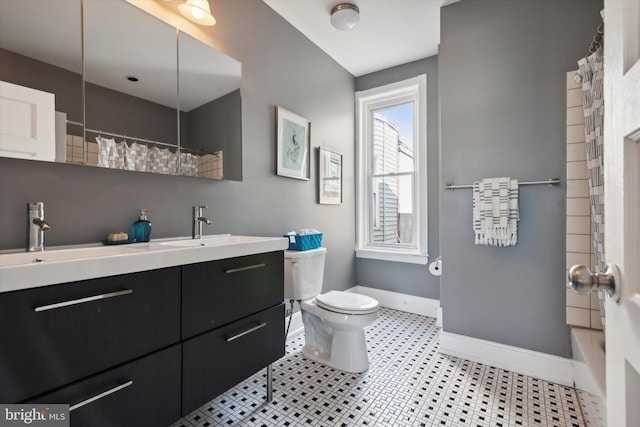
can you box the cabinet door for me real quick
[28,345,181,427]
[0,81,56,161]
[182,251,284,339]
[0,267,181,402]
[182,304,285,416]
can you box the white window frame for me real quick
[355,75,428,265]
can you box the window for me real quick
[355,75,428,264]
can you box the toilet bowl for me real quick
[284,248,379,373]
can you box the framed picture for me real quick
[318,147,342,204]
[276,106,310,180]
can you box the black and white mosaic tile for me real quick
[172,308,586,427]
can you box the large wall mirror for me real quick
[0,0,242,181]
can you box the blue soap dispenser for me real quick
[132,209,152,242]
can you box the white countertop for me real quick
[0,235,289,294]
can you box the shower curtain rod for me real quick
[444,178,561,190]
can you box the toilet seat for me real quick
[315,291,378,315]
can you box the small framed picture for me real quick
[276,106,310,180]
[318,147,342,204]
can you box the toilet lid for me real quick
[315,291,379,314]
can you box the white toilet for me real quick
[284,247,379,373]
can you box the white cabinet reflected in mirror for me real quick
[0,0,242,181]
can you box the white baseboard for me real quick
[347,286,440,318]
[438,331,575,387]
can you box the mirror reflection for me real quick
[0,0,242,181]
[179,32,242,181]
[0,0,83,162]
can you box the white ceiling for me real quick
[263,0,459,77]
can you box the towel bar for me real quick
[444,178,561,190]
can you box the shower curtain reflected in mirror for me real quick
[577,49,605,326]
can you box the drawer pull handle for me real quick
[34,289,133,312]
[226,322,267,342]
[69,380,133,412]
[225,263,266,274]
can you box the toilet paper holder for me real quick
[429,257,442,276]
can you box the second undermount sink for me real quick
[157,234,267,248]
[0,245,146,268]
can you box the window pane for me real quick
[371,175,413,244]
[373,103,414,174]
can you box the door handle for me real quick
[568,263,621,303]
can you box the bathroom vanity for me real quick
[0,236,287,426]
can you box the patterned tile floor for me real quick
[172,308,587,427]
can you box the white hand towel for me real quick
[472,177,519,247]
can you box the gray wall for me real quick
[0,0,356,292]
[0,48,83,126]
[439,0,602,357]
[182,89,242,181]
[354,57,440,300]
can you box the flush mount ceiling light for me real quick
[179,0,216,26]
[330,3,360,31]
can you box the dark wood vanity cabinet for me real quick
[0,250,285,426]
[27,345,182,427]
[182,251,284,339]
[0,267,181,403]
[183,304,284,415]
[181,251,285,415]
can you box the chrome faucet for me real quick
[28,202,50,252]
[193,205,212,239]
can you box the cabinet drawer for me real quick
[28,344,181,427]
[0,267,181,402]
[182,303,285,415]
[182,251,283,339]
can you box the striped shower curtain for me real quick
[577,49,605,325]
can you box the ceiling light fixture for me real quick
[330,3,360,31]
[179,0,216,26]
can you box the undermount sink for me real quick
[0,245,146,268]
[157,234,266,248]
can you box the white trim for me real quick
[347,285,439,318]
[355,248,428,265]
[436,307,443,328]
[438,331,575,387]
[355,75,428,261]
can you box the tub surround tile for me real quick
[566,71,582,90]
[567,307,591,328]
[567,216,591,235]
[566,88,583,108]
[567,143,587,162]
[566,198,591,217]
[566,107,585,126]
[566,289,591,309]
[567,252,591,271]
[566,234,592,254]
[567,125,586,143]
[590,309,603,330]
[590,291,600,310]
[566,161,589,180]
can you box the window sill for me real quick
[356,248,429,265]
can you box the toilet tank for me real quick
[284,247,326,301]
